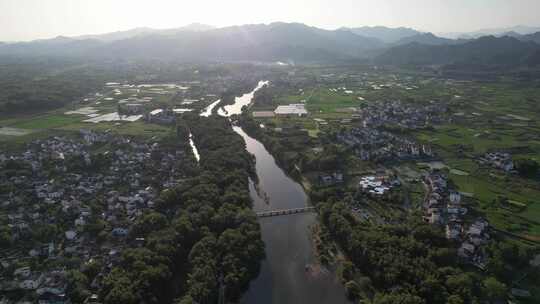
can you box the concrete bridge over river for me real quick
[256,207,316,218]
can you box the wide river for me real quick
[236,127,349,304]
[211,81,349,304]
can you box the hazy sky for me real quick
[1,0,539,41]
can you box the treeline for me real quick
[175,115,264,303]
[239,115,348,175]
[311,188,539,304]
[93,116,264,304]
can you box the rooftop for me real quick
[274,104,308,116]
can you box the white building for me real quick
[274,104,308,117]
[449,192,461,204]
[65,230,77,241]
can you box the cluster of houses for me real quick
[1,268,69,303]
[0,130,190,303]
[423,171,490,268]
[337,127,434,162]
[356,100,447,130]
[423,171,467,226]
[457,219,490,269]
[478,152,515,172]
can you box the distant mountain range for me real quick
[73,23,215,42]
[438,25,540,39]
[375,36,540,66]
[510,32,540,44]
[341,26,421,43]
[0,22,385,62]
[0,22,539,67]
[393,33,466,46]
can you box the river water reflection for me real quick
[218,81,269,117]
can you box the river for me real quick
[217,81,269,117]
[200,99,221,117]
[235,127,349,304]
[210,81,348,303]
[188,132,200,162]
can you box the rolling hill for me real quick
[343,26,421,43]
[393,33,465,46]
[1,22,539,67]
[0,36,103,56]
[73,23,215,42]
[0,22,383,62]
[518,32,540,44]
[438,25,540,39]
[376,35,540,66]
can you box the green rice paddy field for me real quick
[414,82,540,240]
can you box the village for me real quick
[423,170,491,269]
[354,99,448,130]
[324,90,493,268]
[0,130,192,302]
[478,151,515,173]
[333,99,448,162]
[337,127,434,162]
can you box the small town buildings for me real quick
[449,191,461,204]
[478,152,514,172]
